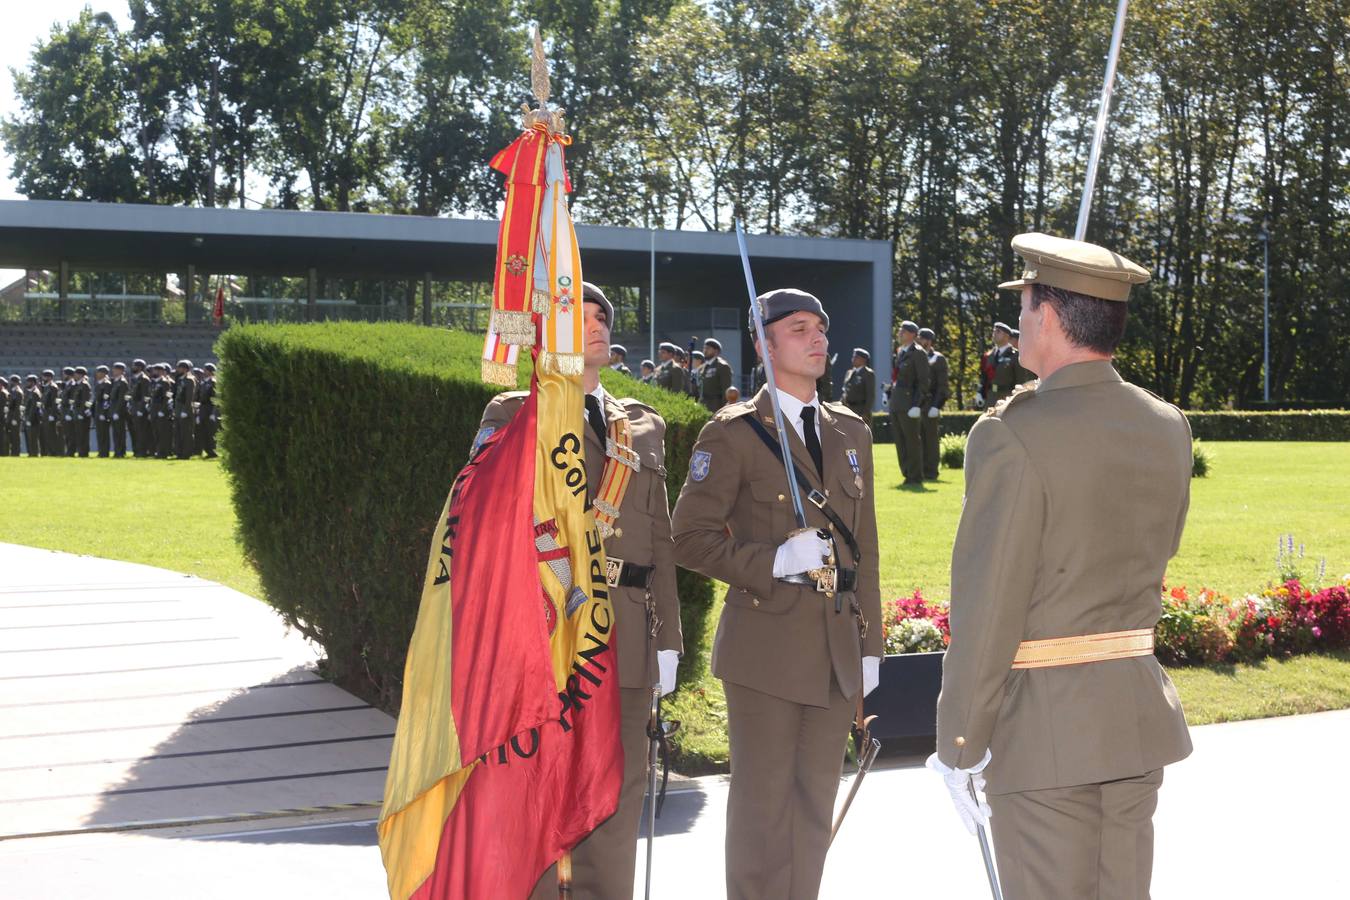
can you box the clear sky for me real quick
[1,3,132,201]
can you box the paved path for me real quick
[2,543,1344,897]
[0,543,393,839]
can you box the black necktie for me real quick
[585,394,608,447]
[801,405,823,479]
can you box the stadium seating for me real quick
[0,322,223,377]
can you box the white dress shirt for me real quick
[774,388,821,444]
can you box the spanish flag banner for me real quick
[377,32,621,900]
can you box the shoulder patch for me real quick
[690,449,712,482]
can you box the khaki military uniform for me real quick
[889,343,930,484]
[672,387,882,900]
[475,390,682,900]
[697,355,733,411]
[936,360,1193,900]
[921,350,950,480]
[839,365,876,422]
[654,359,688,395]
[987,344,1018,408]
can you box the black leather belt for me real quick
[780,567,858,593]
[606,556,655,590]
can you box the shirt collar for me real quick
[774,388,819,424]
[587,383,609,406]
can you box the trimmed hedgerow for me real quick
[872,408,1350,442]
[216,322,712,711]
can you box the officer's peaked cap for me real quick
[703,337,722,351]
[176,359,192,370]
[658,341,678,353]
[852,347,871,361]
[204,363,216,371]
[42,369,55,377]
[95,365,109,374]
[641,359,654,369]
[998,232,1149,302]
[132,358,146,368]
[609,344,627,356]
[112,361,126,370]
[993,321,1013,336]
[899,320,919,334]
[62,366,75,374]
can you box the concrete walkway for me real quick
[1,543,1344,897]
[0,543,393,839]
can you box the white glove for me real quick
[657,649,679,697]
[64,415,72,421]
[773,530,832,578]
[157,412,164,418]
[862,655,880,697]
[112,414,119,421]
[974,393,985,409]
[179,412,188,419]
[926,749,992,835]
[927,406,940,418]
[907,406,921,419]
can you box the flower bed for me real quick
[882,576,1350,668]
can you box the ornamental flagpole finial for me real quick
[531,26,550,106]
[523,26,566,135]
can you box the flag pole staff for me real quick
[1074,0,1130,241]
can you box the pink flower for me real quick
[1312,626,1322,638]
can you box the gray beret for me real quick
[112,361,126,370]
[581,282,614,325]
[640,359,654,369]
[74,366,88,375]
[993,321,1013,336]
[899,320,919,334]
[204,363,216,371]
[917,327,935,341]
[754,288,829,331]
[658,342,678,353]
[62,366,75,374]
[132,358,146,368]
[42,369,55,377]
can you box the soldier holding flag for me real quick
[476,284,684,900]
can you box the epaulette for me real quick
[985,380,1039,418]
[712,399,757,423]
[618,397,662,418]
[822,400,863,422]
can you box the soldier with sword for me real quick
[672,224,883,900]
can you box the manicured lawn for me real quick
[4,442,1349,773]
[0,456,261,600]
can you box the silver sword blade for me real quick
[969,781,1003,900]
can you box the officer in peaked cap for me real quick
[196,363,219,458]
[70,366,93,456]
[930,233,1189,900]
[639,359,655,384]
[675,287,881,900]
[890,320,930,485]
[1010,328,1037,384]
[108,362,130,458]
[916,328,949,480]
[38,369,59,456]
[23,374,43,456]
[839,346,876,422]
[148,363,173,458]
[980,321,1018,410]
[3,375,21,456]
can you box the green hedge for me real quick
[216,322,712,711]
[870,409,1350,442]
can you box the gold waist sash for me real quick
[1011,628,1154,670]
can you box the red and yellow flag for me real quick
[377,32,620,900]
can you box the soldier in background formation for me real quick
[697,338,733,412]
[609,344,632,376]
[1010,328,1038,384]
[639,359,655,384]
[917,328,949,481]
[0,359,219,459]
[889,320,930,485]
[654,342,690,395]
[839,347,876,421]
[976,321,1018,410]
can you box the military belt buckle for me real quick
[605,556,624,589]
[809,565,837,594]
[807,489,827,510]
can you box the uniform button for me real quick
[825,591,834,599]
[614,527,623,538]
[777,494,785,502]
[752,597,760,607]
[954,736,966,748]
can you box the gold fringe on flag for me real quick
[532,289,552,316]
[481,358,518,386]
[492,309,536,346]
[538,351,584,377]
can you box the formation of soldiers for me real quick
[468,229,1192,900]
[625,337,737,412]
[0,359,218,460]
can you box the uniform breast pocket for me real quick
[748,477,794,542]
[725,586,794,615]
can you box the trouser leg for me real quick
[920,414,940,479]
[530,686,652,900]
[97,420,110,456]
[988,768,1162,900]
[898,414,923,482]
[112,418,126,456]
[889,410,904,475]
[723,679,852,900]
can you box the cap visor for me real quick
[997,278,1032,291]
